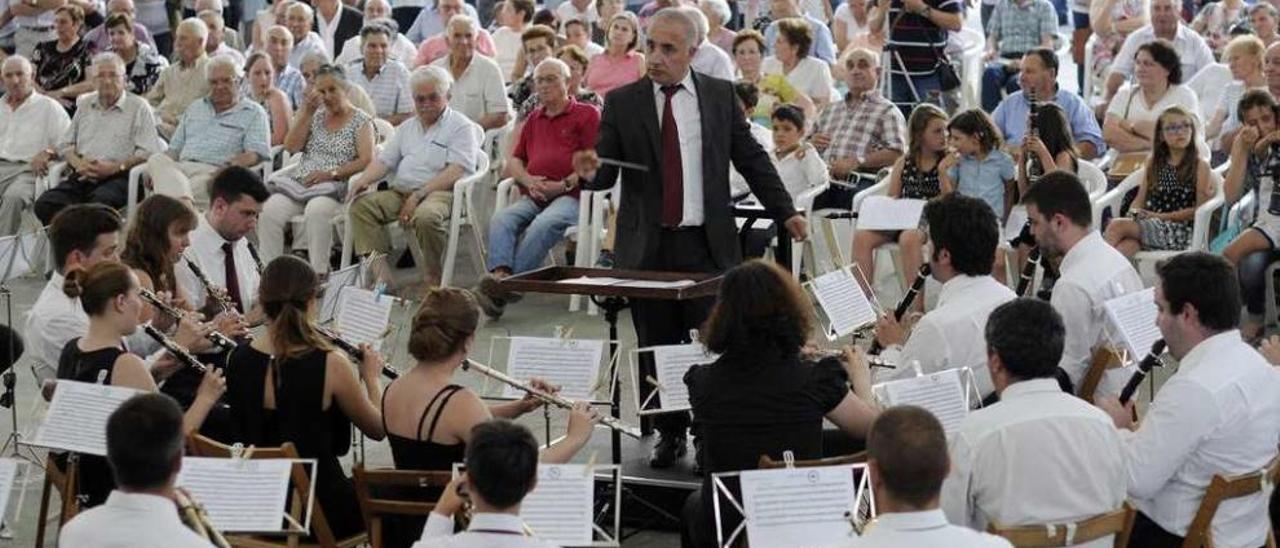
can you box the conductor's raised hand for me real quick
[572,149,600,182]
[784,214,808,241]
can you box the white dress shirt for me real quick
[59,490,214,547]
[1121,330,1280,548]
[316,6,343,56]
[730,120,774,197]
[25,272,87,368]
[770,143,828,199]
[941,379,1129,548]
[0,91,69,163]
[692,41,735,81]
[175,215,261,313]
[829,509,1013,548]
[878,275,1016,398]
[414,512,559,548]
[654,70,705,227]
[1051,231,1144,396]
[1109,24,1216,86]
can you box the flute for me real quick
[1118,339,1165,405]
[138,288,237,351]
[807,348,898,369]
[314,325,400,379]
[460,359,642,439]
[869,264,931,354]
[1016,247,1041,297]
[142,324,213,374]
[184,255,237,315]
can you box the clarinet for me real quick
[246,241,265,274]
[1118,339,1166,405]
[138,288,237,351]
[142,324,212,374]
[184,255,236,315]
[869,264,931,354]
[314,325,400,379]
[1016,247,1041,297]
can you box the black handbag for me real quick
[931,40,962,92]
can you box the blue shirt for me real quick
[405,2,480,44]
[276,65,305,110]
[948,149,1015,218]
[764,14,837,63]
[169,98,272,165]
[992,88,1106,155]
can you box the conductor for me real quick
[573,8,807,469]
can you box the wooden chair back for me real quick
[35,453,80,548]
[757,451,867,469]
[987,502,1135,547]
[351,464,454,548]
[1079,346,1124,403]
[1181,456,1280,548]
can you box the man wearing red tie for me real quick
[573,8,806,469]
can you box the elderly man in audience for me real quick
[34,53,162,224]
[345,23,412,124]
[191,0,242,50]
[335,0,418,67]
[414,0,498,67]
[346,65,481,289]
[993,47,1104,160]
[147,18,210,139]
[82,0,154,53]
[980,0,1058,111]
[942,298,1127,547]
[285,2,329,69]
[146,56,271,209]
[810,48,905,185]
[1099,0,1214,118]
[432,15,510,130]
[471,59,600,319]
[311,0,362,58]
[763,0,836,62]
[0,56,70,236]
[1095,253,1280,547]
[681,6,735,81]
[10,0,58,58]
[197,10,243,66]
[263,25,307,108]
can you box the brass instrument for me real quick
[868,264,931,354]
[460,359,642,439]
[184,255,236,315]
[314,325,400,379]
[142,324,213,374]
[175,487,232,548]
[138,288,236,351]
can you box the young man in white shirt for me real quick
[1096,252,1280,547]
[1023,171,1143,396]
[176,166,267,322]
[60,393,214,548]
[832,406,1012,548]
[942,298,1128,547]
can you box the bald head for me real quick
[2,55,34,100]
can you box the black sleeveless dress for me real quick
[54,338,126,509]
[224,344,363,539]
[379,382,467,548]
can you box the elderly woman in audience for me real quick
[699,0,736,53]
[1208,35,1267,147]
[300,51,377,119]
[245,51,293,147]
[1251,4,1279,47]
[259,64,375,275]
[1087,0,1148,98]
[1191,0,1246,55]
[761,17,833,112]
[105,12,167,95]
[32,5,93,110]
[1103,40,1202,155]
[585,11,644,96]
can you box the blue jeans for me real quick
[890,73,955,117]
[982,61,1022,112]
[486,194,579,274]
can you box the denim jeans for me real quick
[982,61,1022,111]
[486,194,579,274]
[889,72,957,117]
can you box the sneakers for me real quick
[472,274,522,319]
[595,250,616,269]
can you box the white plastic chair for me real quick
[126,144,280,221]
[1078,159,1108,203]
[788,181,831,279]
[1083,34,1098,109]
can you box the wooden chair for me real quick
[351,464,454,548]
[1079,346,1124,404]
[187,434,368,548]
[34,453,80,547]
[987,502,1136,547]
[757,451,867,469]
[1180,456,1280,548]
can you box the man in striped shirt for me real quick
[869,0,963,116]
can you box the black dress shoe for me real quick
[649,434,688,468]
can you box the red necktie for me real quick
[222,242,244,313]
[660,84,684,227]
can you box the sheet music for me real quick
[811,268,876,337]
[504,337,605,401]
[556,276,627,286]
[31,380,141,455]
[649,343,717,412]
[176,457,292,532]
[855,196,927,231]
[318,263,361,323]
[614,279,695,289]
[335,287,393,347]
[1103,287,1160,360]
[739,465,858,547]
[877,368,969,433]
[0,458,16,522]
[519,464,594,545]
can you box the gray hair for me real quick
[176,17,209,40]
[287,2,314,19]
[447,13,478,34]
[679,6,708,39]
[1,55,33,75]
[360,22,393,40]
[207,54,243,80]
[699,0,730,26]
[364,0,390,15]
[193,0,222,12]
[300,51,331,72]
[410,65,454,95]
[534,57,571,79]
[91,52,126,75]
[649,8,697,49]
[196,9,224,31]
[371,17,400,34]
[266,24,294,45]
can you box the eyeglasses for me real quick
[1162,122,1194,134]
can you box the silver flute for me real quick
[314,325,401,380]
[184,255,236,314]
[138,288,236,351]
[142,324,212,374]
[461,359,642,439]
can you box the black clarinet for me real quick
[138,288,236,351]
[1118,339,1166,405]
[246,241,265,274]
[869,264,932,354]
[1016,247,1041,297]
[142,324,212,374]
[315,326,400,379]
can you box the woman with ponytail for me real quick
[56,260,226,508]
[223,255,386,540]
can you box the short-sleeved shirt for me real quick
[431,54,509,125]
[1109,25,1215,85]
[0,91,70,163]
[345,59,412,118]
[276,64,306,109]
[811,90,907,165]
[62,92,164,161]
[512,99,600,205]
[168,98,272,165]
[761,56,835,103]
[948,149,1015,218]
[988,0,1058,55]
[993,88,1106,155]
[378,107,481,192]
[886,0,964,74]
[762,14,838,63]
[147,55,211,124]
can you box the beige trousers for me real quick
[146,152,219,210]
[348,188,452,275]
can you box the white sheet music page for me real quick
[650,343,717,412]
[739,465,858,547]
[318,263,361,323]
[504,337,605,401]
[0,458,16,523]
[31,380,141,456]
[334,287,393,347]
[1103,287,1160,360]
[855,196,927,231]
[519,464,593,545]
[877,368,969,433]
[176,457,292,532]
[811,268,876,337]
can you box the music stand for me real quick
[0,230,45,536]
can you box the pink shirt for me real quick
[415,28,498,67]
[585,51,643,97]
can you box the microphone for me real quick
[1118,339,1166,405]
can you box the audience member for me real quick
[431,15,510,129]
[0,56,69,236]
[1085,0,1148,101]
[147,18,210,138]
[492,0,534,79]
[334,2,419,67]
[700,0,735,53]
[681,7,734,80]
[762,17,833,107]
[31,5,93,110]
[763,0,836,62]
[1222,89,1280,340]
[1189,0,1244,55]
[345,24,413,123]
[1101,0,1213,118]
[991,47,1104,160]
[1102,40,1204,156]
[82,0,155,53]
[833,0,883,54]
[197,10,244,66]
[311,0,362,58]
[872,0,963,114]
[244,51,294,146]
[563,18,605,58]
[508,24,557,118]
[414,0,498,66]
[263,24,307,108]
[106,13,167,95]
[981,0,1057,111]
[941,109,1015,224]
[1206,35,1265,147]
[302,51,377,118]
[285,3,329,68]
[810,48,905,182]
[404,0,481,44]
[585,11,644,96]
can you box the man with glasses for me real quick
[430,14,509,130]
[809,48,905,195]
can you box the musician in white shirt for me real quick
[1023,171,1143,396]
[414,420,559,548]
[942,298,1128,547]
[873,194,1016,398]
[175,167,267,323]
[1096,252,1280,547]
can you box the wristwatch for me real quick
[563,179,573,191]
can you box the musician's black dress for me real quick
[54,338,125,508]
[379,382,468,548]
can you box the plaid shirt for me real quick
[346,59,412,118]
[811,90,906,167]
[276,65,306,110]
[989,0,1058,55]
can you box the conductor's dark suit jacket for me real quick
[583,71,797,272]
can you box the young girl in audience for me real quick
[1104,105,1213,258]
[851,104,949,297]
[1010,103,1080,275]
[940,109,1015,282]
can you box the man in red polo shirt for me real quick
[472,57,600,318]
